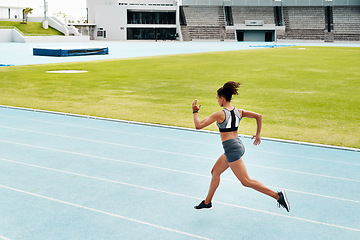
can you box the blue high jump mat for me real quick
[33,46,109,57]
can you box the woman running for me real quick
[192,81,290,212]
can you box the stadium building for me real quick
[87,0,360,42]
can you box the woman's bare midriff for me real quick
[220,131,239,142]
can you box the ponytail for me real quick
[217,81,240,102]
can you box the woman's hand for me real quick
[252,134,261,146]
[192,99,201,112]
[192,100,220,130]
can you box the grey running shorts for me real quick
[222,138,245,163]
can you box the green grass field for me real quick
[0,21,63,35]
[0,46,359,148]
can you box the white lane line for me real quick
[0,117,200,146]
[2,126,360,172]
[0,236,12,240]
[0,127,210,160]
[0,138,359,183]
[214,201,360,233]
[1,157,359,204]
[0,157,203,201]
[1,120,359,167]
[0,160,359,233]
[270,187,360,204]
[249,148,360,167]
[0,140,209,178]
[248,164,360,183]
[0,184,211,240]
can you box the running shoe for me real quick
[277,191,290,212]
[194,200,212,209]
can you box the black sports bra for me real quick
[216,108,241,132]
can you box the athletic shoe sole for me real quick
[281,191,290,212]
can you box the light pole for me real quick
[44,0,46,20]
[42,0,48,29]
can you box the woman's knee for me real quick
[240,177,252,188]
[211,155,229,176]
[211,168,220,177]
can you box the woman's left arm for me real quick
[241,110,262,145]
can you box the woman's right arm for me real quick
[193,112,221,130]
[192,99,222,130]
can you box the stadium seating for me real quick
[281,7,325,40]
[232,7,275,25]
[181,6,226,41]
[180,5,359,42]
[333,6,360,41]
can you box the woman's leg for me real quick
[228,158,279,200]
[204,154,229,204]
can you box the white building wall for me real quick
[0,6,24,19]
[94,5,127,40]
[0,29,12,42]
[87,0,114,24]
[87,0,178,40]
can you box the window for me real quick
[127,28,177,40]
[127,11,176,25]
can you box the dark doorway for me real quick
[236,31,244,41]
[265,31,273,42]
